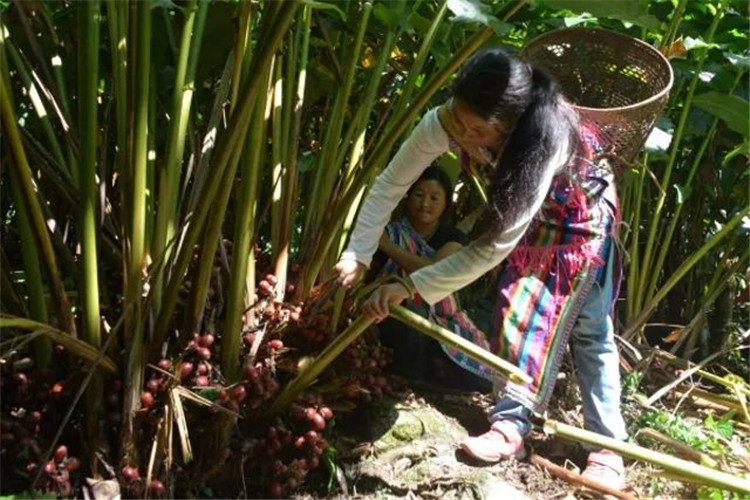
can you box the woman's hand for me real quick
[361,283,410,322]
[333,258,366,288]
[378,232,391,250]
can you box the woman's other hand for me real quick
[362,283,410,322]
[333,259,366,288]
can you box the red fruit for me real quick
[180,362,194,378]
[140,392,154,408]
[294,436,306,449]
[54,344,66,355]
[194,376,209,387]
[146,379,161,394]
[198,334,215,347]
[319,406,333,420]
[286,283,296,295]
[259,280,273,295]
[304,430,318,443]
[148,480,166,497]
[107,392,120,408]
[13,372,29,387]
[112,380,122,392]
[243,333,256,347]
[25,411,42,427]
[231,385,247,403]
[53,445,68,463]
[268,481,283,498]
[157,359,171,371]
[272,459,286,476]
[50,382,64,396]
[269,339,283,351]
[196,363,209,375]
[121,465,139,482]
[304,407,317,421]
[311,413,326,431]
[26,461,38,474]
[308,456,320,469]
[244,365,259,381]
[265,274,278,286]
[65,457,81,472]
[196,347,212,360]
[43,460,56,475]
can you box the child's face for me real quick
[407,179,448,226]
[449,98,509,150]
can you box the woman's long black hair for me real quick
[451,48,579,238]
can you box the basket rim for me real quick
[521,27,674,114]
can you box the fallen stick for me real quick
[529,453,638,500]
[635,428,718,468]
[544,420,750,494]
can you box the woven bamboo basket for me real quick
[521,27,673,163]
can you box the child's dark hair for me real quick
[451,48,579,238]
[407,165,454,211]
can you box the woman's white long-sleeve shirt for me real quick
[340,107,570,305]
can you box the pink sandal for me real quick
[459,420,526,463]
[581,449,625,490]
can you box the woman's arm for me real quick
[339,108,449,269]
[409,138,572,305]
[378,233,463,273]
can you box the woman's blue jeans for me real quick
[489,248,628,446]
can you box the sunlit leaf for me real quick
[447,0,511,35]
[539,0,661,30]
[693,91,750,137]
[724,51,750,70]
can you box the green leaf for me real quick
[722,140,749,165]
[692,91,750,137]
[372,2,401,28]
[540,0,661,30]
[724,51,750,70]
[672,184,690,204]
[447,0,511,35]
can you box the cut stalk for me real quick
[389,304,531,384]
[544,419,750,494]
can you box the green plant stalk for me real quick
[304,2,372,239]
[660,0,687,51]
[624,204,750,339]
[386,0,448,132]
[272,31,300,291]
[78,1,103,469]
[270,57,284,265]
[389,304,532,384]
[644,70,744,306]
[106,0,128,186]
[636,428,718,468]
[635,6,723,314]
[4,38,70,179]
[339,28,398,197]
[120,0,152,466]
[273,5,312,288]
[153,1,300,346]
[680,251,746,356]
[222,75,269,383]
[39,2,72,123]
[152,0,206,315]
[0,63,75,336]
[626,166,646,323]
[270,313,374,414]
[300,24,497,298]
[230,1,253,110]
[7,171,51,367]
[77,0,102,350]
[544,419,750,494]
